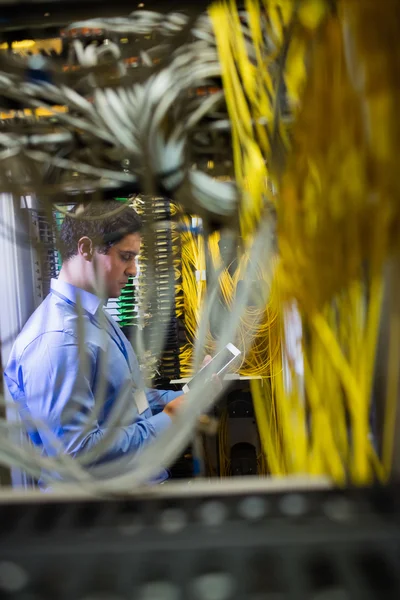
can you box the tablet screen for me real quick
[185,346,239,391]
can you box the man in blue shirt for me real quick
[4,201,188,487]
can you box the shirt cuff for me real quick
[149,411,172,436]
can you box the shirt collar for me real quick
[50,278,103,316]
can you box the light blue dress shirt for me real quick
[4,279,182,487]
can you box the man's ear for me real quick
[77,236,93,261]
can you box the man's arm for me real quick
[20,332,172,464]
[145,388,183,412]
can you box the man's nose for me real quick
[125,260,137,278]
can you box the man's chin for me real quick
[115,283,126,296]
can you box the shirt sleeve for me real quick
[145,387,183,411]
[20,331,171,464]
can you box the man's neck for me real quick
[58,270,88,292]
[58,258,109,300]
[58,263,99,297]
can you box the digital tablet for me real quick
[182,343,241,393]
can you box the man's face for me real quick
[95,233,141,298]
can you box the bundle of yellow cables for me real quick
[179,223,280,379]
[179,219,209,377]
[208,0,400,484]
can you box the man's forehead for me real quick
[116,233,141,252]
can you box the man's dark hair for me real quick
[59,200,142,262]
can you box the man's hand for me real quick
[163,394,186,418]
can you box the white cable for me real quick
[24,149,137,183]
[93,88,138,152]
